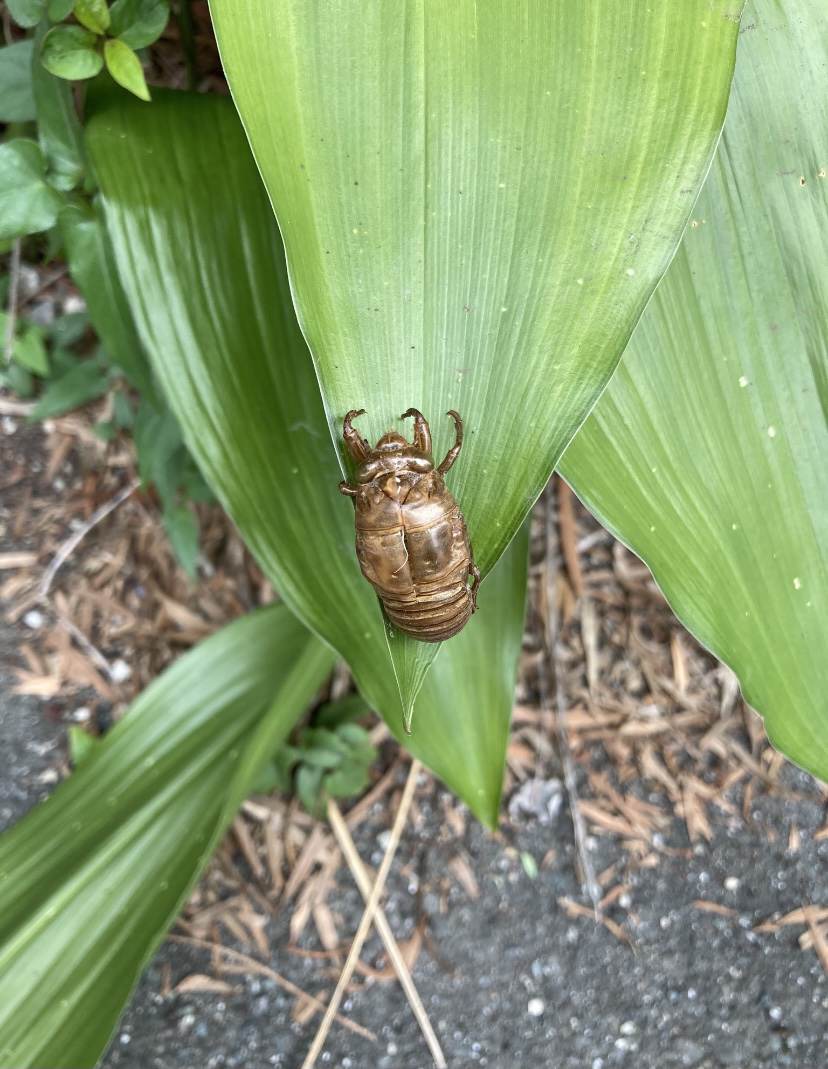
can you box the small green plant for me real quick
[0,1,212,576]
[7,0,169,101]
[256,696,378,818]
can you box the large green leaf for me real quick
[560,0,828,781]
[0,606,334,1069]
[210,0,742,694]
[87,91,527,819]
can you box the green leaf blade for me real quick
[103,38,150,100]
[209,0,743,703]
[560,0,828,781]
[0,606,333,1069]
[87,90,527,820]
[210,0,743,580]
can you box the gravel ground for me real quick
[3,640,827,1069]
[98,772,828,1069]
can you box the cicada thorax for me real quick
[353,470,475,642]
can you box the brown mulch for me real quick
[4,381,828,997]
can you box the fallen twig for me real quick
[328,796,446,1067]
[39,477,140,598]
[167,934,375,1042]
[546,486,602,918]
[302,759,421,1069]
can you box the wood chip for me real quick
[557,896,634,947]
[232,816,267,885]
[448,854,479,901]
[174,973,241,995]
[693,899,737,917]
[0,551,38,569]
[805,909,828,975]
[754,906,828,932]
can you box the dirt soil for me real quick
[2,413,828,1069]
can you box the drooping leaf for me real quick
[560,0,828,781]
[28,356,110,419]
[0,313,49,377]
[162,501,199,579]
[103,38,150,100]
[40,25,103,81]
[0,139,64,241]
[0,605,334,1069]
[13,326,49,375]
[0,41,36,123]
[74,0,109,34]
[109,0,170,49]
[87,90,527,819]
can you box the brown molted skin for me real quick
[339,408,480,642]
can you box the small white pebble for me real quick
[724,877,741,892]
[110,658,132,684]
[618,892,633,909]
[37,768,59,785]
[2,416,18,435]
[52,477,66,492]
[620,1020,636,1035]
[769,1006,783,1022]
[24,610,44,630]
[72,706,92,722]
[527,998,545,1017]
[119,1033,131,1046]
[63,295,87,315]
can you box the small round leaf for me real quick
[103,38,150,101]
[74,0,110,34]
[109,0,170,49]
[47,0,76,19]
[0,140,64,241]
[5,0,47,29]
[40,25,103,81]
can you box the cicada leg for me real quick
[343,409,370,463]
[468,559,481,611]
[437,410,464,475]
[399,408,432,454]
[339,481,359,497]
